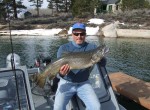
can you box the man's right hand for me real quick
[59,64,70,76]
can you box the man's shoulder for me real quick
[57,42,71,58]
[58,42,72,52]
[86,42,97,49]
[60,42,71,49]
[87,43,96,47]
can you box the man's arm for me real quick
[57,46,70,77]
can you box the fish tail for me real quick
[37,74,46,88]
[31,74,46,88]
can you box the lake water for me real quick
[0,35,150,82]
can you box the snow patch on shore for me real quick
[0,18,105,36]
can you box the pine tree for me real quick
[28,0,43,16]
[47,0,71,12]
[121,0,150,11]
[0,0,26,19]
[70,0,99,17]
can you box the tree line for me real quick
[0,0,150,20]
[121,0,150,11]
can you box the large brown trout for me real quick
[31,45,109,88]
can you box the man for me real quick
[42,56,51,66]
[34,57,41,67]
[54,23,101,110]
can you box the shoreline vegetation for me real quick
[0,9,150,38]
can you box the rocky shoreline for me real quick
[0,9,150,38]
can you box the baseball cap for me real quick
[72,23,86,31]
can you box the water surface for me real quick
[0,36,150,81]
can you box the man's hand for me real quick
[59,64,70,76]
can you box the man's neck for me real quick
[72,41,86,48]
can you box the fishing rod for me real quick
[6,3,35,110]
[6,3,22,110]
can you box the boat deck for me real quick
[109,72,150,110]
[32,93,54,110]
[0,66,126,110]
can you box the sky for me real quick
[18,0,49,17]
[8,18,105,36]
[22,0,48,9]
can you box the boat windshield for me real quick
[0,68,34,110]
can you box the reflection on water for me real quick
[0,36,150,81]
[104,38,150,81]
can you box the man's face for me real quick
[72,29,86,45]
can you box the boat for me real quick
[0,53,126,110]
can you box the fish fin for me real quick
[49,75,56,80]
[36,74,46,88]
[91,53,99,64]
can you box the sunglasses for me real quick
[73,32,86,36]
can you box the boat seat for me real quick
[69,58,111,109]
[0,78,16,101]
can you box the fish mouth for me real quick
[102,46,109,56]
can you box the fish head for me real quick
[91,45,109,63]
[101,46,109,56]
